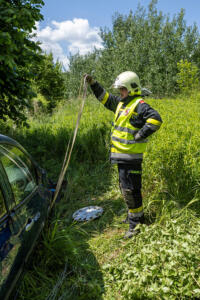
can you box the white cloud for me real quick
[34,18,103,69]
[38,40,69,70]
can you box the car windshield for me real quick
[0,145,37,205]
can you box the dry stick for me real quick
[51,77,88,209]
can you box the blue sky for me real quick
[35,0,200,69]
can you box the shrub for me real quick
[177,59,199,96]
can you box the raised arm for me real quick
[85,74,121,113]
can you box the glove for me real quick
[134,132,142,141]
[84,74,95,85]
[141,88,152,97]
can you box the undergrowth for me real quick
[1,93,199,299]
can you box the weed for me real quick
[1,93,199,299]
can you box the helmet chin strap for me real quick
[128,90,141,96]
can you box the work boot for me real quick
[120,214,129,224]
[123,214,144,239]
[124,222,140,238]
[124,227,139,238]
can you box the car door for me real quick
[0,159,21,300]
[0,143,51,299]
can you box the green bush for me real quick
[177,59,199,96]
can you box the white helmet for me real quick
[112,71,141,94]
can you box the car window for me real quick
[0,189,6,219]
[0,144,37,182]
[0,145,37,205]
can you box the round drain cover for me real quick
[72,206,103,222]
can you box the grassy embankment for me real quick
[2,92,200,299]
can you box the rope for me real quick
[45,76,88,299]
[46,262,71,300]
[50,76,88,208]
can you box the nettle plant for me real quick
[177,59,199,96]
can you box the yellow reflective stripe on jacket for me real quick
[114,125,138,135]
[128,99,142,119]
[129,91,141,96]
[129,206,143,213]
[132,111,138,116]
[114,99,141,122]
[114,101,123,120]
[101,92,109,105]
[146,118,162,126]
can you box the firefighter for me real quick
[84,71,162,238]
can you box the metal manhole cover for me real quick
[72,206,103,222]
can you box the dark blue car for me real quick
[0,134,59,299]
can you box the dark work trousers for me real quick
[118,161,143,211]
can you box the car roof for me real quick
[0,134,23,146]
[0,134,38,167]
[0,134,27,153]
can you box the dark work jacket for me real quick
[90,81,162,164]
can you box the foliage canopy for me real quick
[0,0,44,125]
[65,0,200,98]
[32,53,66,111]
[177,59,199,95]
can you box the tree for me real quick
[0,0,44,125]
[64,52,99,99]
[177,59,199,95]
[98,0,200,96]
[33,53,66,111]
[66,0,200,98]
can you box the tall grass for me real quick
[4,96,112,179]
[143,95,200,218]
[2,92,200,299]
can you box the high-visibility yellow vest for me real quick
[110,97,147,161]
